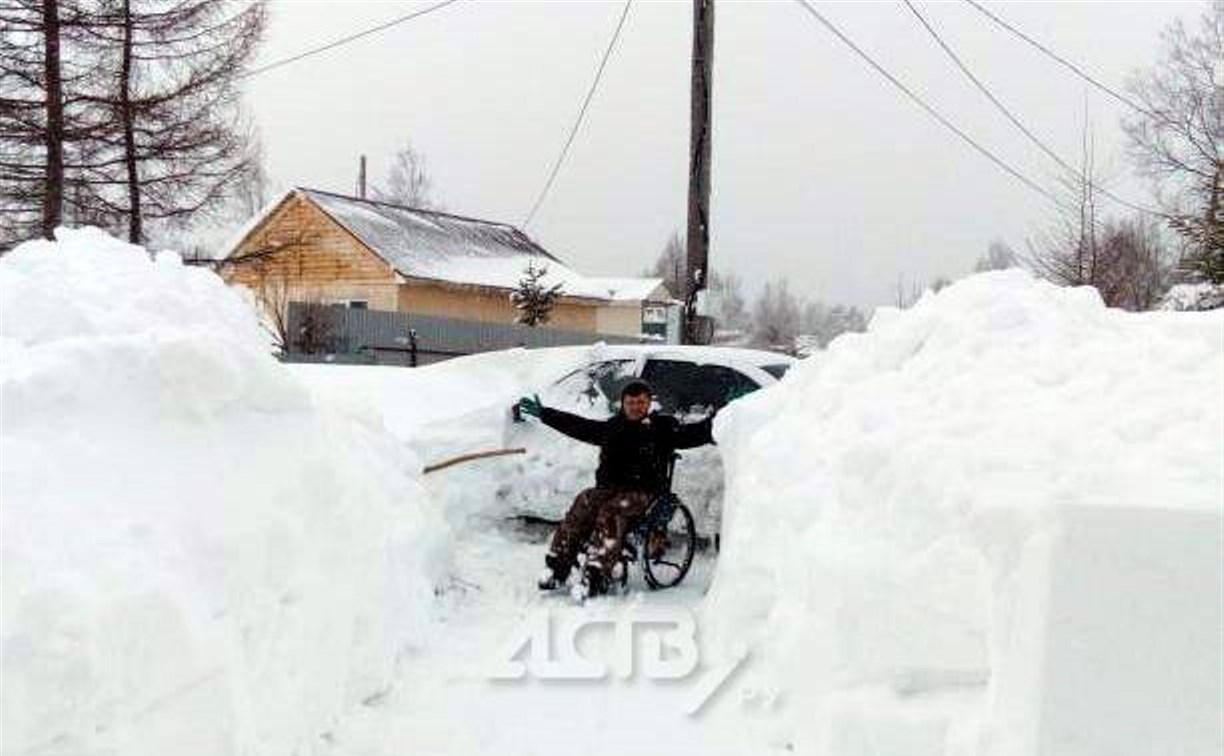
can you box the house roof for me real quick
[230,188,666,304]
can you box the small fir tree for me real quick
[511,260,563,327]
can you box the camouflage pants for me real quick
[547,487,654,581]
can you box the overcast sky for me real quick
[241,0,1203,308]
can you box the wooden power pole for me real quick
[684,0,714,344]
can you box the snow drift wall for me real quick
[1,229,449,755]
[705,270,1223,755]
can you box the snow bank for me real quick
[1162,281,1224,311]
[290,348,594,529]
[1,228,449,755]
[706,270,1223,754]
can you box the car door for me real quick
[640,358,763,416]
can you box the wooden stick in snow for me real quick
[422,447,527,475]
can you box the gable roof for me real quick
[229,188,665,304]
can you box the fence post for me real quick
[408,328,418,368]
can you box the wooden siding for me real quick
[222,193,398,294]
[396,280,598,332]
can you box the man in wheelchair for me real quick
[517,380,714,597]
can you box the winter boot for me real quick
[537,553,570,591]
[582,562,608,598]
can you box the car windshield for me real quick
[545,359,636,416]
[761,363,791,380]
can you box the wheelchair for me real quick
[596,453,698,594]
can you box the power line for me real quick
[960,0,1154,119]
[241,0,465,80]
[902,0,1076,176]
[903,0,1167,219]
[523,0,633,228]
[791,0,1065,209]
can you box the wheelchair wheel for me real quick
[642,501,696,590]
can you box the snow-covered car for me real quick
[517,344,796,421]
[502,345,796,536]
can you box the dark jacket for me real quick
[539,406,714,493]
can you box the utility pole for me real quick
[684,0,714,344]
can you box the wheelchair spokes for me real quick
[641,497,696,590]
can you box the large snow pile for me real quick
[706,270,1223,755]
[1,229,449,755]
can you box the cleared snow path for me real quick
[326,497,739,756]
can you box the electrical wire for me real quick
[522,0,633,227]
[241,0,465,80]
[903,0,1167,219]
[792,0,1066,209]
[960,0,1154,118]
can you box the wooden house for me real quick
[220,188,671,338]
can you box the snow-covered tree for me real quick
[511,260,563,327]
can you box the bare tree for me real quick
[893,273,925,308]
[1026,120,1120,295]
[0,0,112,246]
[1097,218,1176,311]
[373,141,436,209]
[1028,183,1174,310]
[74,0,266,243]
[646,231,686,299]
[217,229,322,351]
[293,299,338,355]
[798,300,867,350]
[974,240,1019,272]
[1124,0,1222,283]
[1,0,266,248]
[706,270,748,334]
[751,278,801,350]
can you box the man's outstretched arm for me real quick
[519,395,609,446]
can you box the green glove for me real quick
[517,394,544,418]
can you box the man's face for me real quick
[622,391,652,421]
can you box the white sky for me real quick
[241,0,1203,308]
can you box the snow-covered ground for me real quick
[3,230,1221,756]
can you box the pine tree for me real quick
[511,260,563,327]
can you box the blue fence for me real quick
[284,303,642,366]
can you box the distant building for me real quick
[220,188,672,339]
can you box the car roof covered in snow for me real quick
[231,188,667,304]
[562,343,797,369]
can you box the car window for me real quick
[761,363,791,380]
[641,359,761,416]
[546,359,636,415]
